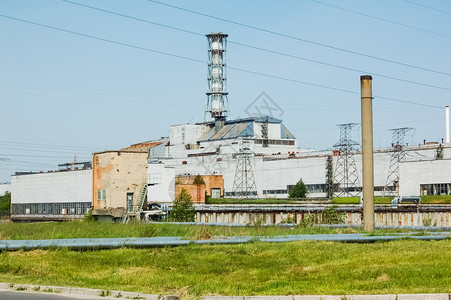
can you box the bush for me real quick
[83,209,96,222]
[299,214,319,227]
[289,179,308,199]
[321,205,345,224]
[168,188,195,222]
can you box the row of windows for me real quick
[224,191,258,197]
[421,183,451,196]
[263,189,287,195]
[255,139,295,146]
[260,185,388,195]
[11,202,91,216]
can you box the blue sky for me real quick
[1,0,450,182]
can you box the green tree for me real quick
[0,191,11,213]
[289,179,308,199]
[193,174,205,185]
[168,188,195,222]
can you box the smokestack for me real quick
[446,106,450,143]
[360,75,375,232]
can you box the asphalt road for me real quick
[0,291,101,300]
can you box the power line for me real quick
[375,96,443,109]
[0,14,205,64]
[0,147,92,154]
[310,0,451,38]
[231,42,451,91]
[0,14,444,110]
[0,140,96,151]
[401,0,451,16]
[62,0,451,92]
[147,0,451,76]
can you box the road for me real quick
[0,291,101,300]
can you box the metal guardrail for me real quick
[1,232,450,251]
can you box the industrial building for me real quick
[7,32,451,223]
[143,32,451,199]
[10,162,92,221]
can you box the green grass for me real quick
[329,197,393,204]
[206,198,306,204]
[1,239,450,299]
[208,195,451,205]
[0,221,352,240]
[421,195,451,204]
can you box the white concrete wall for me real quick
[399,159,451,196]
[11,170,92,204]
[0,183,11,196]
[170,124,206,145]
[196,211,451,227]
[159,144,451,199]
[148,163,175,204]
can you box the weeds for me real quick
[321,206,345,224]
[0,240,450,298]
[0,221,352,240]
[100,290,111,297]
[299,213,319,227]
[83,210,96,222]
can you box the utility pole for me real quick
[361,75,375,232]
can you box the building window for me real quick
[97,189,101,200]
[421,183,451,196]
[149,173,161,184]
[102,189,106,200]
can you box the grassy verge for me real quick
[208,195,451,205]
[1,239,450,299]
[0,221,358,240]
[330,197,392,204]
[206,198,306,204]
[421,195,451,204]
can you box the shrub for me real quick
[299,213,319,227]
[321,205,345,224]
[83,209,96,222]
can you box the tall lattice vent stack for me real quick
[232,138,257,198]
[333,123,361,197]
[204,32,230,122]
[383,127,414,196]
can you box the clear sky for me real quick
[1,0,450,183]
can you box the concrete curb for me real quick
[0,283,178,299]
[202,294,450,300]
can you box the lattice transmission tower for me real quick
[333,123,361,197]
[383,127,414,196]
[232,139,257,198]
